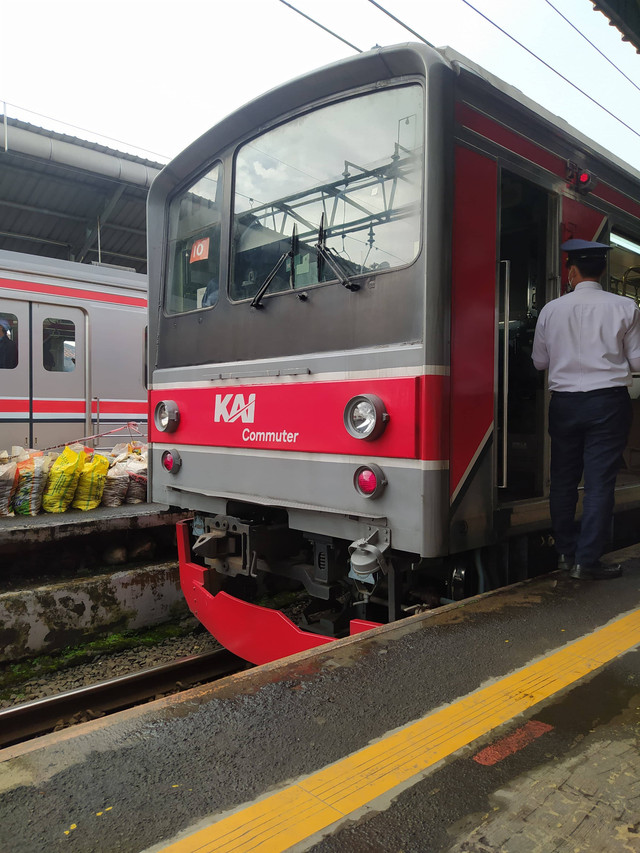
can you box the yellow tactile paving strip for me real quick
[158,607,640,853]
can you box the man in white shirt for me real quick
[532,238,640,579]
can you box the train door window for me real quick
[498,172,549,502]
[43,318,76,372]
[609,232,640,304]
[0,312,18,369]
[165,162,222,314]
[230,84,424,302]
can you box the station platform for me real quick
[2,545,640,853]
[0,502,189,550]
[0,503,192,661]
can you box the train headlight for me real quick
[154,400,180,433]
[161,449,182,473]
[343,394,389,440]
[354,463,387,498]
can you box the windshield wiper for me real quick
[315,213,360,292]
[250,225,297,309]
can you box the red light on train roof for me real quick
[566,161,595,194]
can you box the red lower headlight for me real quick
[161,449,182,473]
[354,463,386,498]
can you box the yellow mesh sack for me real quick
[42,445,86,513]
[72,454,109,511]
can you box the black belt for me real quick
[551,386,629,398]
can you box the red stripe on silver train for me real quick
[0,277,147,308]
[150,375,449,462]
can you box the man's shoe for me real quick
[557,553,575,571]
[569,562,622,580]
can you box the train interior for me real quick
[497,171,548,504]
[497,171,640,510]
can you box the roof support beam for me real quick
[0,197,145,236]
[76,185,125,263]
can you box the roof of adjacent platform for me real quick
[0,116,164,274]
[593,0,640,52]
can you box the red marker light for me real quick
[357,468,377,494]
[161,449,182,473]
[579,172,590,184]
[353,463,387,498]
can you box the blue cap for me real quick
[0,318,10,332]
[561,239,612,258]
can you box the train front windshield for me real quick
[165,85,424,313]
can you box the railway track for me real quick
[0,648,246,749]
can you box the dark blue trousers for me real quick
[549,387,632,566]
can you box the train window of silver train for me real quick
[0,313,18,369]
[609,232,640,306]
[43,318,76,372]
[230,84,424,302]
[165,162,222,315]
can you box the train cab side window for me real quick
[609,232,640,305]
[165,162,222,315]
[0,313,18,369]
[230,84,424,302]
[43,318,76,372]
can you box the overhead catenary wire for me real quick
[542,0,640,95]
[366,0,436,48]
[277,0,363,52]
[365,0,640,144]
[0,98,169,162]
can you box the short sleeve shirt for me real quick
[531,281,640,391]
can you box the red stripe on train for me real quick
[0,277,147,308]
[456,103,565,178]
[150,375,449,461]
[0,399,29,413]
[456,103,640,220]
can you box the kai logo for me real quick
[214,393,256,423]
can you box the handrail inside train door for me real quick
[500,259,510,489]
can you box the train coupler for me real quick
[348,526,391,587]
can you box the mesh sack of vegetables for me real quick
[13,454,53,516]
[42,444,87,513]
[0,461,18,516]
[72,453,110,511]
[125,457,147,504]
[101,461,130,507]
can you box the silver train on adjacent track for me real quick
[0,249,148,452]
[147,43,640,664]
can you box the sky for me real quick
[1,0,639,170]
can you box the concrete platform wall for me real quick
[0,562,188,662]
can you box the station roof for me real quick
[593,0,640,52]
[0,116,164,275]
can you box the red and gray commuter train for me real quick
[147,43,640,664]
[0,250,148,451]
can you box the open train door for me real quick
[496,170,552,504]
[450,149,554,565]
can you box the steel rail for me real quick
[0,648,246,749]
